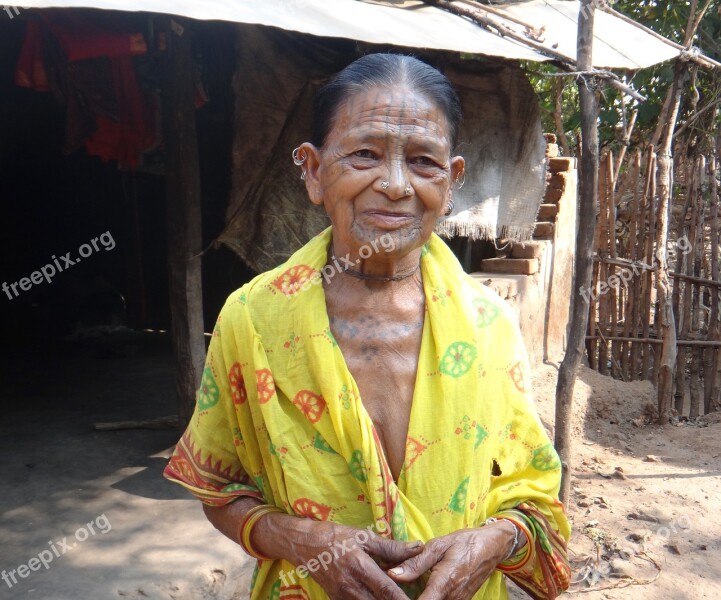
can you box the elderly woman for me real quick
[164,53,570,600]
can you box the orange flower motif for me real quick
[270,264,318,297]
[292,390,326,423]
[255,369,276,404]
[292,498,331,521]
[228,363,247,405]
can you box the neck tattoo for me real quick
[330,244,421,282]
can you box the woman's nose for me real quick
[380,159,411,200]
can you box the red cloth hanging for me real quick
[15,12,156,170]
[15,21,49,91]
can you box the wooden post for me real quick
[623,151,642,380]
[689,158,705,418]
[598,153,610,375]
[707,148,721,413]
[158,18,206,428]
[675,164,694,415]
[654,62,685,423]
[607,153,623,377]
[641,149,657,380]
[555,0,599,505]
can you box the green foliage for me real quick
[526,1,721,156]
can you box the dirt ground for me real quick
[530,362,721,600]
[0,333,719,599]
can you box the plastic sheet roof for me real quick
[18,0,681,69]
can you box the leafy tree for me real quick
[526,1,721,156]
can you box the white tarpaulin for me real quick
[17,0,681,69]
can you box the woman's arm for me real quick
[203,500,425,600]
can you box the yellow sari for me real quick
[164,227,570,599]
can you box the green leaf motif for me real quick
[448,476,470,514]
[250,564,259,590]
[392,502,409,541]
[269,579,280,600]
[475,425,488,449]
[531,444,561,471]
[349,450,368,482]
[472,297,501,328]
[221,482,257,494]
[253,475,265,497]
[197,368,220,410]
[313,433,337,454]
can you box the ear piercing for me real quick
[292,147,307,166]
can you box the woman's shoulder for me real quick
[217,266,284,320]
[458,271,517,320]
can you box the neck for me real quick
[329,239,423,282]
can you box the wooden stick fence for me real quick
[586,147,721,416]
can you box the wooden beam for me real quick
[586,335,721,347]
[593,255,721,287]
[423,0,645,100]
[158,17,206,428]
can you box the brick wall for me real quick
[471,136,578,365]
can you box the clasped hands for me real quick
[255,515,516,600]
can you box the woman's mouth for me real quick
[364,210,415,229]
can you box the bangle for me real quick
[494,514,535,573]
[238,504,284,560]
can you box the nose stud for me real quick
[380,181,413,195]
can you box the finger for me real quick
[417,566,457,600]
[387,545,444,582]
[362,532,424,564]
[328,582,376,600]
[348,554,410,600]
[362,568,412,600]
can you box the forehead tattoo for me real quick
[332,87,450,143]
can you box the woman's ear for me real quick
[450,155,465,186]
[444,155,465,211]
[299,142,324,206]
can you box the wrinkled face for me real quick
[302,85,464,258]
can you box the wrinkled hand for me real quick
[257,515,424,600]
[387,523,515,600]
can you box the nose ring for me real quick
[380,181,390,190]
[404,185,413,196]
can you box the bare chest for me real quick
[328,297,425,481]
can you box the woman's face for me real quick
[302,85,464,259]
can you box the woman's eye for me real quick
[412,156,438,167]
[354,149,377,159]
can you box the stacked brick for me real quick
[478,134,577,276]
